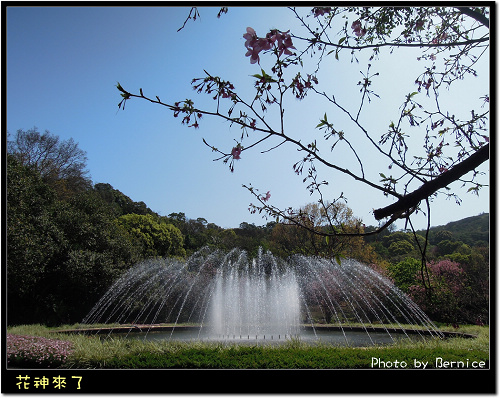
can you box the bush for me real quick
[409,260,466,323]
[388,257,421,293]
[7,334,74,368]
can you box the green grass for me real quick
[7,324,489,369]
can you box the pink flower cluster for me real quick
[312,7,332,17]
[427,260,463,278]
[351,20,367,37]
[231,144,242,160]
[291,73,319,99]
[432,32,448,44]
[243,27,296,64]
[7,334,74,367]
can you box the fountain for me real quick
[80,247,444,345]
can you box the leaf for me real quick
[338,37,346,45]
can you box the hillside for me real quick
[426,213,489,246]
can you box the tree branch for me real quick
[373,143,489,220]
[455,7,489,28]
[293,35,489,51]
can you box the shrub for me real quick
[7,334,74,368]
[409,260,466,323]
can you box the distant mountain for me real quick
[427,213,489,246]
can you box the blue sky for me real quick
[6,6,490,230]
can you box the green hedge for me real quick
[92,345,488,369]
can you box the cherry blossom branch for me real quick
[118,6,489,236]
[117,80,400,199]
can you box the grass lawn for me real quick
[7,323,489,369]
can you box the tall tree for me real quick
[8,127,91,198]
[115,214,186,258]
[7,154,139,325]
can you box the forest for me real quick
[7,128,489,326]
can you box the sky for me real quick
[5,6,490,230]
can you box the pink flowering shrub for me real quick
[408,260,466,323]
[7,334,74,368]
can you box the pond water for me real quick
[116,327,428,347]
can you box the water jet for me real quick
[80,247,444,345]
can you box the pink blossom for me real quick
[351,20,366,37]
[432,32,448,44]
[312,7,332,17]
[244,27,272,64]
[243,27,257,47]
[231,145,242,160]
[262,191,271,202]
[275,30,296,57]
[246,48,261,64]
[243,27,295,64]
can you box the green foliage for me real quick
[388,258,421,293]
[94,183,155,217]
[7,156,140,325]
[7,155,64,322]
[388,240,414,256]
[73,338,488,369]
[437,239,464,256]
[115,214,185,258]
[367,213,489,324]
[428,214,489,246]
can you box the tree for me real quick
[115,214,186,258]
[94,182,155,217]
[388,257,421,292]
[270,201,377,263]
[7,154,63,322]
[431,229,454,245]
[47,190,140,323]
[7,156,139,324]
[8,128,91,198]
[116,6,489,264]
